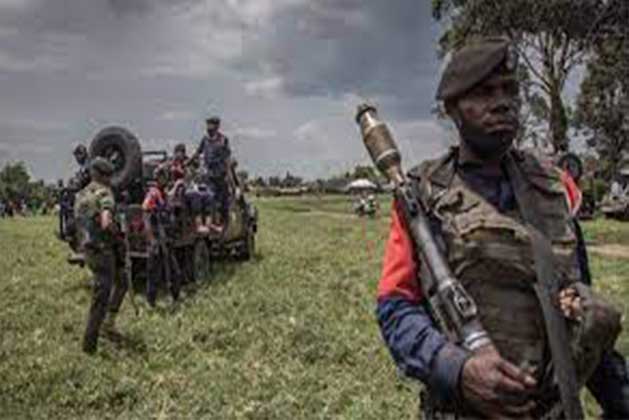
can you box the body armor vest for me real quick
[410,149,581,385]
[201,133,230,178]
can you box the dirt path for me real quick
[589,244,629,259]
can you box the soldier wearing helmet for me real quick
[69,144,91,192]
[74,157,127,354]
[375,37,624,419]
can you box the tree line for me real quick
[0,162,58,216]
[431,0,628,181]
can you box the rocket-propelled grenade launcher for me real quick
[355,103,491,351]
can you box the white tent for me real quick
[346,178,378,192]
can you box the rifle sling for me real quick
[505,159,584,420]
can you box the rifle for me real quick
[156,220,172,294]
[355,104,490,351]
[118,207,139,315]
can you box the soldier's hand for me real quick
[100,209,113,230]
[558,287,583,320]
[461,345,537,419]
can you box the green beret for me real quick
[436,37,518,101]
[90,157,114,177]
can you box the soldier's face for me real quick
[450,73,520,160]
[455,73,520,138]
[75,152,87,165]
[206,123,218,134]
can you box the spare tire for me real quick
[89,126,142,190]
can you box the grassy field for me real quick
[0,196,628,419]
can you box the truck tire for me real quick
[89,126,142,190]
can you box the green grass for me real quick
[582,218,629,246]
[0,199,627,419]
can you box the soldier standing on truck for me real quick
[74,158,128,354]
[190,116,231,234]
[142,165,181,307]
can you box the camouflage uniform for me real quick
[74,159,127,353]
[375,37,625,419]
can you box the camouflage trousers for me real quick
[83,248,127,353]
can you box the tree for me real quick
[0,162,31,202]
[350,165,378,181]
[268,176,281,187]
[281,172,303,188]
[236,170,249,185]
[576,34,629,180]
[432,0,620,152]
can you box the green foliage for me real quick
[431,0,621,151]
[0,161,31,201]
[0,161,58,211]
[576,36,629,180]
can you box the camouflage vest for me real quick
[409,148,581,385]
[74,181,115,250]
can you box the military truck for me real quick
[58,126,258,284]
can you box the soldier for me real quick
[74,158,127,354]
[190,116,231,234]
[142,165,181,307]
[170,143,188,183]
[376,37,626,418]
[69,144,91,192]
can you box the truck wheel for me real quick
[193,239,212,282]
[89,126,142,190]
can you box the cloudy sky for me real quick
[0,0,455,181]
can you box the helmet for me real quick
[73,144,87,157]
[206,116,221,125]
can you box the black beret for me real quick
[89,157,114,177]
[436,37,518,101]
[206,116,221,124]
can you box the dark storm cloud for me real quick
[238,0,442,118]
[0,0,449,181]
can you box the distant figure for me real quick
[69,144,91,192]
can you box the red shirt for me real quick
[142,186,166,212]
